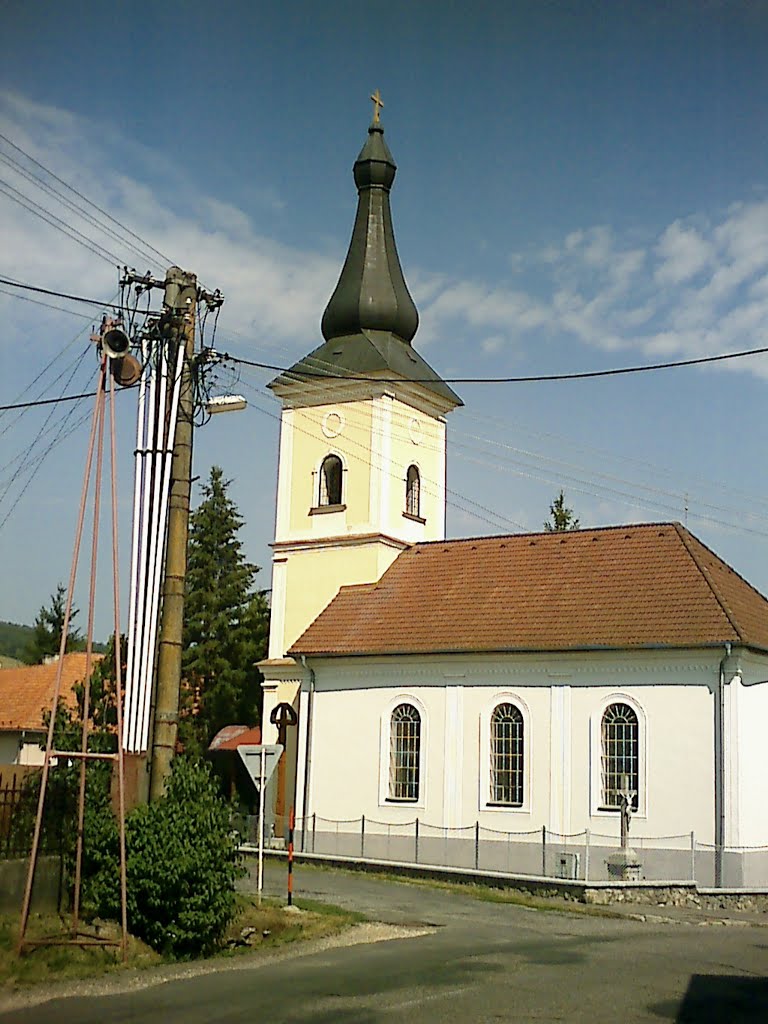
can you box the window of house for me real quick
[388,702,421,801]
[600,702,639,810]
[405,464,420,517]
[319,454,343,506]
[489,702,524,806]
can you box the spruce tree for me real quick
[24,583,85,664]
[544,490,580,532]
[181,467,269,757]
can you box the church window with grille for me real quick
[600,702,639,809]
[319,454,343,506]
[389,703,421,801]
[405,465,421,517]
[489,702,524,806]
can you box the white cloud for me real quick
[417,198,768,376]
[4,88,768,389]
[0,91,339,371]
[655,221,714,286]
[480,334,505,354]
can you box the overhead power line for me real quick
[5,275,768,383]
[0,179,121,266]
[0,151,160,271]
[237,375,524,533]
[0,276,159,313]
[233,357,768,541]
[0,131,174,269]
[0,390,105,412]
[10,270,764,384]
[221,344,768,384]
[0,284,93,319]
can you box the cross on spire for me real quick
[370,88,384,124]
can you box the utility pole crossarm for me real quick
[120,267,224,310]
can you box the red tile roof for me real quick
[207,725,262,752]
[289,523,768,657]
[0,653,96,732]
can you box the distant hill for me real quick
[0,620,35,662]
[0,620,107,664]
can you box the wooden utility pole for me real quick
[149,267,198,800]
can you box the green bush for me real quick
[81,757,244,959]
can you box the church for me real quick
[259,103,768,888]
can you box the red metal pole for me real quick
[73,365,107,935]
[287,806,294,907]
[18,364,105,954]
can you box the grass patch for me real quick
[218,894,367,958]
[0,897,365,991]
[0,914,160,991]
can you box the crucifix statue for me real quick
[618,773,636,850]
[270,701,298,838]
[370,88,384,124]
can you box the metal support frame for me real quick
[18,362,128,960]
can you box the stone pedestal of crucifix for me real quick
[606,774,643,881]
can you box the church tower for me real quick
[260,101,461,806]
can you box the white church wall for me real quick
[310,675,447,823]
[572,681,715,843]
[464,683,551,828]
[734,657,768,849]
[302,650,720,848]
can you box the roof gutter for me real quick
[291,641,751,659]
[299,655,315,853]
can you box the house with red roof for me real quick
[0,653,94,765]
[258,114,768,887]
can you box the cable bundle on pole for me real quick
[122,333,185,754]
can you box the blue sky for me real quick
[2,0,768,638]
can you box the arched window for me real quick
[389,703,421,801]
[490,702,524,806]
[318,454,342,506]
[601,702,638,809]
[405,464,420,517]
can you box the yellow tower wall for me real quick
[268,388,448,659]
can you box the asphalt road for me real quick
[2,862,767,1023]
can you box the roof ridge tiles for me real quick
[678,523,768,606]
[289,521,768,658]
[410,522,681,550]
[673,523,763,644]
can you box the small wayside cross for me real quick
[270,701,298,741]
[270,701,298,838]
[370,88,384,124]
[618,773,636,849]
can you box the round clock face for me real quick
[321,409,346,439]
[408,417,424,444]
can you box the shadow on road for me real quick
[271,930,625,1023]
[503,931,618,967]
[263,942,505,1022]
[284,1010,379,1024]
[649,974,768,1022]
